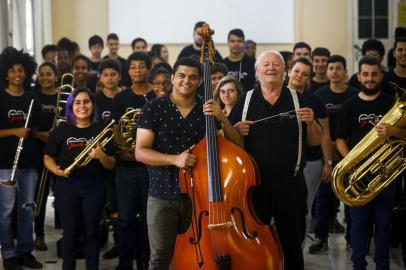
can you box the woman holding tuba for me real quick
[44,87,116,270]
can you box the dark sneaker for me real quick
[17,253,43,269]
[34,236,48,251]
[309,239,329,254]
[3,257,23,270]
[102,245,118,259]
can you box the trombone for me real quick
[35,73,74,216]
[63,120,115,176]
[0,99,35,187]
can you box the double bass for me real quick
[172,24,284,270]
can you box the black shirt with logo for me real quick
[316,85,358,141]
[44,122,115,177]
[111,88,155,167]
[0,90,41,169]
[221,55,256,92]
[228,87,310,183]
[95,91,114,126]
[137,94,206,199]
[36,91,58,132]
[335,93,394,149]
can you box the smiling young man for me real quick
[335,56,401,270]
[221,28,256,91]
[309,47,330,92]
[135,57,241,270]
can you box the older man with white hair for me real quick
[229,50,322,270]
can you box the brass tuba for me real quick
[115,108,142,151]
[63,120,115,176]
[332,83,406,206]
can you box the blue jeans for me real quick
[55,176,107,270]
[115,166,149,268]
[0,168,37,259]
[314,181,334,241]
[350,183,396,270]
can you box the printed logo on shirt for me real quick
[41,104,56,114]
[66,137,91,151]
[102,111,112,125]
[325,103,342,114]
[227,71,248,81]
[358,113,383,127]
[7,109,27,122]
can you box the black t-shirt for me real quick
[177,44,222,62]
[316,85,358,141]
[95,91,114,126]
[103,55,131,88]
[36,91,58,132]
[386,69,406,89]
[335,93,394,149]
[44,122,115,177]
[0,90,41,169]
[309,79,329,92]
[111,88,155,167]
[221,55,256,92]
[348,70,391,96]
[229,87,310,183]
[88,61,100,93]
[137,94,206,199]
[303,90,327,161]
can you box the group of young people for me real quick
[0,21,406,270]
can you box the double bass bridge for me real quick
[207,221,233,230]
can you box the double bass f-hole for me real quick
[231,207,258,239]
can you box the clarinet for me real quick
[0,99,35,187]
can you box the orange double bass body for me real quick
[172,24,284,270]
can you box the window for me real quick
[358,0,388,39]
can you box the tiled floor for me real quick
[1,198,405,270]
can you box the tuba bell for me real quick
[332,83,406,206]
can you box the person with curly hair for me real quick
[0,48,43,270]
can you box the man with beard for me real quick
[177,21,222,62]
[336,56,406,270]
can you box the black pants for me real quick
[252,173,308,270]
[55,176,107,270]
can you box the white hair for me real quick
[254,50,286,82]
[254,50,286,70]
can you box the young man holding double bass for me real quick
[135,57,242,269]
